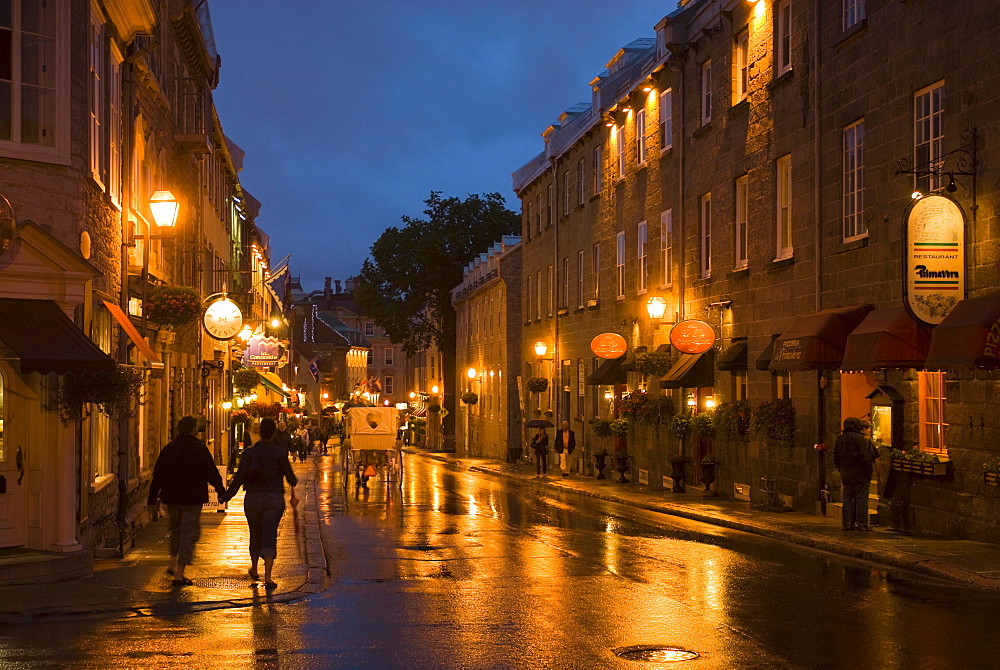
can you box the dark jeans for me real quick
[244,491,286,560]
[167,504,202,566]
[842,480,870,529]
[535,451,547,475]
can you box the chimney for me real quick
[324,277,332,300]
[335,280,342,294]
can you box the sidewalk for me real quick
[0,460,325,623]
[409,448,1000,592]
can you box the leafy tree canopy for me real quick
[355,191,519,356]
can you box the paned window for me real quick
[637,221,648,292]
[776,0,792,76]
[546,183,554,227]
[592,243,601,300]
[546,265,553,317]
[561,257,569,309]
[0,369,4,460]
[776,154,793,259]
[367,350,374,366]
[616,231,626,298]
[843,120,865,241]
[775,371,791,399]
[89,12,105,185]
[661,209,673,286]
[701,60,712,125]
[914,82,944,192]
[615,124,625,179]
[735,175,749,269]
[577,158,586,205]
[734,29,749,104]
[535,270,542,320]
[562,170,570,216]
[592,146,602,193]
[384,376,393,395]
[385,348,393,366]
[576,250,584,308]
[524,200,532,239]
[364,321,374,336]
[534,194,541,235]
[636,108,647,164]
[919,371,947,451]
[659,88,673,150]
[525,273,532,322]
[843,0,865,30]
[700,193,712,278]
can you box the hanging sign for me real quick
[669,320,716,354]
[904,193,965,326]
[242,334,284,367]
[202,297,244,340]
[591,333,627,359]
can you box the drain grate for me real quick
[194,577,254,589]
[613,645,700,662]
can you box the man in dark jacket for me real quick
[554,421,577,477]
[147,416,227,585]
[833,417,877,531]
[274,420,293,456]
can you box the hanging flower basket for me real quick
[461,391,478,405]
[526,377,549,393]
[427,403,441,413]
[691,411,716,439]
[233,368,260,395]
[751,399,796,442]
[145,285,201,328]
[57,366,142,421]
[634,351,672,378]
[245,401,281,419]
[609,418,630,438]
[230,409,251,425]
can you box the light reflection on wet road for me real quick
[0,451,996,669]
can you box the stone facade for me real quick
[513,0,1000,542]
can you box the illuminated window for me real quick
[734,28,749,104]
[776,154,793,259]
[843,0,865,30]
[914,82,944,192]
[735,174,749,269]
[636,108,647,164]
[774,371,791,399]
[843,120,866,241]
[615,124,626,179]
[659,88,673,150]
[592,145,602,193]
[700,193,712,278]
[89,307,113,480]
[592,243,601,300]
[637,221,648,293]
[577,158,586,205]
[661,209,673,286]
[576,250,585,308]
[919,371,947,451]
[0,0,67,161]
[616,231,626,298]
[701,60,713,125]
[734,368,747,401]
[776,0,792,76]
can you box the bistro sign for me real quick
[591,332,627,359]
[669,320,716,354]
[904,193,966,326]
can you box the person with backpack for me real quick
[834,417,878,531]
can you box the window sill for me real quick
[589,193,602,203]
[695,275,713,284]
[693,123,712,138]
[729,266,749,279]
[837,235,869,254]
[833,19,867,48]
[659,146,673,158]
[586,299,600,310]
[637,289,648,296]
[557,307,569,316]
[616,295,626,302]
[636,163,648,174]
[768,256,794,270]
[729,99,749,115]
[90,474,116,495]
[768,69,794,90]
[573,307,585,314]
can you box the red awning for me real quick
[841,307,932,371]
[102,300,163,370]
[924,293,1000,370]
[660,351,715,389]
[0,299,115,374]
[770,304,873,371]
[586,355,627,385]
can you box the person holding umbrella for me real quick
[528,421,551,476]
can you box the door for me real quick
[0,365,26,547]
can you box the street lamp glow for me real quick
[533,341,548,357]
[467,367,477,379]
[238,325,252,341]
[431,385,439,394]
[149,190,179,229]
[646,296,667,320]
[705,396,716,409]
[221,400,232,410]
[409,391,416,399]
[270,318,281,328]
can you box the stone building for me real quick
[0,0,266,567]
[453,236,522,461]
[513,0,1000,542]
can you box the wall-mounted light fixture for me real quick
[467,367,478,379]
[431,385,439,394]
[134,190,180,336]
[646,296,667,320]
[686,392,697,407]
[704,395,716,409]
[533,341,548,357]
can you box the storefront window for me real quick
[919,371,947,451]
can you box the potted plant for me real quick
[699,455,720,496]
[984,458,1000,487]
[233,368,260,396]
[526,377,549,393]
[691,411,716,440]
[461,391,478,405]
[144,284,201,328]
[57,366,142,421]
[713,400,751,446]
[589,418,612,479]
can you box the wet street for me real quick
[1,451,997,669]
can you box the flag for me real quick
[264,265,290,309]
[307,356,320,382]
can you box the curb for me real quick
[410,450,1000,592]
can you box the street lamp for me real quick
[533,341,548,357]
[467,367,477,380]
[646,296,667,320]
[135,190,180,336]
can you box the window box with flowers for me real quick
[984,461,1000,487]
[144,284,201,328]
[889,448,950,477]
[245,401,282,419]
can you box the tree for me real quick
[355,191,519,449]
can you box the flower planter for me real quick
[890,458,948,477]
[699,462,718,497]
[669,459,688,493]
[594,453,608,480]
[614,454,630,483]
[985,471,999,487]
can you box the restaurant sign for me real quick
[591,332,627,359]
[904,194,966,326]
[242,334,284,368]
[669,320,716,354]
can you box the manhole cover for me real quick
[613,645,700,662]
[194,577,254,589]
